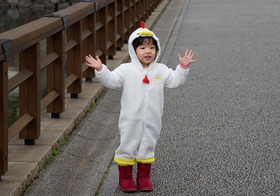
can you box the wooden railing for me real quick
[0,0,162,179]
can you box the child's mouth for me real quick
[144,56,152,60]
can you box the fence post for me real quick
[0,60,8,179]
[106,1,117,59]
[67,21,83,98]
[47,31,65,118]
[83,13,96,81]
[123,0,131,42]
[135,0,143,24]
[19,44,41,145]
[130,0,137,30]
[116,0,124,50]
[95,7,107,64]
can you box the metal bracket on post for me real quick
[45,14,68,30]
[0,39,12,61]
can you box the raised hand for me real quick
[85,55,103,71]
[178,49,197,67]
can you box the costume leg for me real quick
[136,119,161,161]
[115,120,142,164]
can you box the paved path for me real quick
[26,0,280,195]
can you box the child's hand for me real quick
[85,55,103,71]
[178,49,197,68]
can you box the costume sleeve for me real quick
[165,64,189,88]
[95,64,124,89]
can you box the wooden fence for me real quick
[0,0,162,179]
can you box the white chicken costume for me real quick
[95,22,190,166]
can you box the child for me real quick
[85,22,197,192]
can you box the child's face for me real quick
[135,39,156,68]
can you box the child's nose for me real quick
[146,48,151,53]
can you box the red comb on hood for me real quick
[140,21,145,28]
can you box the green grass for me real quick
[44,136,70,167]
[94,157,114,195]
[88,103,96,112]
[22,136,70,195]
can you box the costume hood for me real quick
[128,21,161,70]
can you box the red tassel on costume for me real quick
[140,21,145,28]
[143,75,150,84]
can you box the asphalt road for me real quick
[115,0,280,195]
[27,0,280,195]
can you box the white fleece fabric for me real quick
[95,26,189,166]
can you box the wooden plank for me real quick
[8,113,33,141]
[0,2,95,58]
[0,44,4,55]
[96,49,103,57]
[116,0,124,48]
[106,2,116,57]
[130,0,136,31]
[47,31,65,114]
[19,44,41,140]
[8,68,33,93]
[95,21,103,31]
[82,63,88,73]
[96,7,107,64]
[0,17,63,55]
[94,0,109,9]
[88,13,96,56]
[116,34,121,41]
[82,29,92,41]
[65,39,78,53]
[107,15,114,23]
[52,2,95,27]
[67,21,82,95]
[106,40,113,50]
[123,0,131,42]
[0,60,8,176]
[82,13,96,79]
[40,51,59,70]
[41,90,59,111]
[65,73,78,88]
[116,10,121,16]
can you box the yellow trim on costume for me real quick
[114,157,136,166]
[139,31,154,36]
[136,157,155,164]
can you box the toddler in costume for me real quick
[85,21,197,192]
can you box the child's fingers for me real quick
[185,49,189,57]
[85,55,93,61]
[190,51,195,58]
[178,53,182,59]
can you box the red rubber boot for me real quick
[137,163,153,191]
[118,165,137,192]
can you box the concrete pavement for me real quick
[24,0,187,195]
[101,0,280,195]
[3,0,280,195]
[0,0,178,195]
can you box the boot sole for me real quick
[119,186,137,192]
[138,187,153,192]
